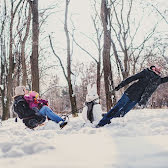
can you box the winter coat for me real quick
[117,68,168,105]
[85,101,98,123]
[82,101,102,124]
[24,91,48,109]
[13,96,46,129]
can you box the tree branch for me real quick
[48,35,68,81]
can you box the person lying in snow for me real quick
[96,65,168,128]
[13,86,67,129]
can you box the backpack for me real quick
[13,96,33,119]
[13,96,46,129]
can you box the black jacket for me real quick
[13,96,46,129]
[117,68,168,105]
[13,96,36,119]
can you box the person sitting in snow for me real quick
[13,86,67,129]
[82,84,102,125]
[96,65,168,128]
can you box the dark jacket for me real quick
[117,68,168,105]
[13,96,46,129]
[85,100,98,123]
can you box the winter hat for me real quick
[14,86,26,97]
[29,91,39,99]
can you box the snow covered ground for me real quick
[0,109,168,168]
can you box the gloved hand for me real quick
[32,107,40,113]
[35,112,41,116]
[38,103,43,109]
[33,97,39,104]
[108,85,121,96]
[114,85,121,91]
[138,99,146,106]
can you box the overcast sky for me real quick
[38,0,168,60]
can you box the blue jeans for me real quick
[98,93,137,126]
[39,106,64,123]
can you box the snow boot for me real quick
[60,121,68,129]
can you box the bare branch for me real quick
[48,35,68,80]
[0,0,7,37]
[150,3,168,25]
[23,6,31,43]
[120,0,125,33]
[13,0,23,17]
[125,0,133,35]
[70,32,98,63]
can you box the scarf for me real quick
[85,100,98,123]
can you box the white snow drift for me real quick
[0,109,168,168]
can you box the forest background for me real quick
[0,0,168,120]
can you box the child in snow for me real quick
[23,88,67,129]
[24,90,48,113]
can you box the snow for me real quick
[0,85,4,90]
[0,109,168,168]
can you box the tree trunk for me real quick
[0,0,7,120]
[97,61,101,96]
[0,34,7,120]
[21,6,31,86]
[4,4,15,120]
[65,0,78,117]
[101,0,116,111]
[4,0,23,120]
[29,0,39,92]
[21,43,28,86]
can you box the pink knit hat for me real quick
[29,91,39,98]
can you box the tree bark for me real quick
[3,0,22,120]
[21,6,31,86]
[0,0,7,119]
[29,0,39,92]
[97,61,101,96]
[101,0,116,111]
[64,0,78,117]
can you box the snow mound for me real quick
[0,109,168,168]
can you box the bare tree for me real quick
[2,0,23,120]
[148,3,168,64]
[71,0,103,96]
[64,0,78,116]
[28,0,40,92]
[71,31,103,96]
[101,0,116,111]
[17,3,31,86]
[109,0,133,79]
[92,3,103,96]
[0,0,7,118]
[109,0,159,79]
[49,0,78,117]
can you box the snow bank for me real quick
[0,109,168,168]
